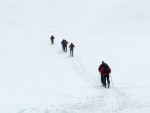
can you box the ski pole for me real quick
[110,73,113,87]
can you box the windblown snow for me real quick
[0,0,150,113]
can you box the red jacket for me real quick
[98,64,104,72]
[69,43,75,48]
[100,66,111,75]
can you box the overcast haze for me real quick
[0,0,150,113]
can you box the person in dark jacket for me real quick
[69,43,75,57]
[100,63,111,88]
[64,40,68,52]
[98,61,105,86]
[61,39,66,51]
[50,35,55,45]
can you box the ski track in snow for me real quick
[15,44,146,113]
[69,55,145,113]
[16,88,145,113]
[71,57,97,86]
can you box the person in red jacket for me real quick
[100,63,111,88]
[98,61,105,86]
[69,43,75,57]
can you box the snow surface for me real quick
[1,0,150,113]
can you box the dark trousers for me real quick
[51,39,54,45]
[101,74,104,85]
[62,45,65,51]
[103,74,110,88]
[70,49,74,57]
[65,45,67,52]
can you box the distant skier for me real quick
[69,43,75,57]
[50,35,55,45]
[100,62,111,88]
[61,39,68,52]
[64,39,68,52]
[61,39,65,51]
[98,61,105,86]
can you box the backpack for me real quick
[103,64,109,73]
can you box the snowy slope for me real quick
[1,0,150,113]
